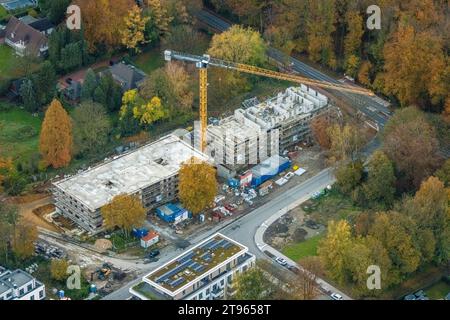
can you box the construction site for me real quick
[207,85,329,177]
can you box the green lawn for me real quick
[0,105,42,162]
[425,280,450,300]
[131,48,165,74]
[302,189,362,225]
[0,45,20,79]
[282,234,324,262]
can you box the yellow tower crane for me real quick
[164,50,374,152]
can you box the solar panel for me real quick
[222,242,233,249]
[177,252,195,264]
[200,239,216,250]
[169,277,185,288]
[193,264,205,272]
[209,239,227,251]
[155,260,192,283]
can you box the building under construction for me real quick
[52,135,209,234]
[207,85,328,175]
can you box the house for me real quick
[140,231,159,249]
[4,16,48,57]
[0,266,46,300]
[29,18,54,36]
[106,62,146,91]
[63,80,82,102]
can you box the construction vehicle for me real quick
[90,263,112,281]
[164,50,374,152]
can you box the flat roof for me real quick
[53,135,208,211]
[144,233,247,296]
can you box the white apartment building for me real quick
[0,266,46,300]
[129,233,256,300]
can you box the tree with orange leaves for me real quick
[39,99,73,169]
[74,0,134,52]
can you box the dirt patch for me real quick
[33,204,55,217]
[264,204,325,251]
[94,239,113,253]
[7,193,49,204]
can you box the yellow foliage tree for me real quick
[121,5,149,53]
[12,220,38,260]
[0,157,14,192]
[120,90,166,126]
[75,0,134,52]
[101,194,146,236]
[51,259,69,281]
[39,99,73,169]
[178,157,217,215]
[317,220,352,284]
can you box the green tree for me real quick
[232,268,272,300]
[72,101,111,156]
[435,159,450,187]
[335,160,364,195]
[19,79,38,113]
[369,212,421,280]
[31,61,57,107]
[81,69,98,101]
[363,151,396,206]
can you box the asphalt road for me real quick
[103,168,335,300]
[196,10,392,129]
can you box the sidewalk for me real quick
[253,175,353,300]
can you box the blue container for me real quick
[132,228,149,239]
[251,155,291,187]
[58,290,65,299]
[228,178,240,188]
[89,284,97,294]
[156,203,192,223]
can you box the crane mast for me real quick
[164,50,374,152]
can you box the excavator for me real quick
[164,50,374,152]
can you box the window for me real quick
[30,295,34,300]
[27,284,32,291]
[39,290,44,299]
[19,288,24,296]
[199,292,203,299]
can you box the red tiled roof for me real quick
[142,231,159,242]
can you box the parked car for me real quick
[287,265,300,274]
[147,249,160,258]
[224,204,236,212]
[275,257,288,266]
[330,293,343,300]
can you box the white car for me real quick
[330,293,343,300]
[275,257,288,266]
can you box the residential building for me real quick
[52,135,209,234]
[106,62,146,91]
[206,86,328,174]
[0,266,46,300]
[29,18,55,36]
[130,233,256,300]
[3,16,48,57]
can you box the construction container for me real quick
[251,155,291,187]
[132,228,149,239]
[156,203,192,224]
